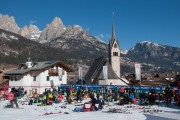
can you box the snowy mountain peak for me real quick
[29,24,40,32]
[0,14,20,34]
[140,41,165,48]
[120,49,128,54]
[28,24,41,40]
[127,41,180,59]
[18,24,41,40]
[129,47,135,51]
[140,41,152,44]
[72,25,83,30]
[18,26,31,38]
[95,37,106,43]
[51,17,64,27]
[74,25,81,28]
[39,17,65,42]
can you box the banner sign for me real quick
[59,68,62,81]
[60,84,177,93]
[103,66,108,80]
[135,64,141,80]
[78,66,82,80]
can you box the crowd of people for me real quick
[139,85,176,106]
[6,85,178,110]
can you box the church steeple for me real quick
[109,12,117,50]
[109,12,121,78]
[112,12,116,40]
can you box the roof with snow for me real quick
[4,60,74,75]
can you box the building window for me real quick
[33,76,36,81]
[114,43,117,48]
[113,52,118,56]
[14,76,17,81]
[59,75,62,81]
[47,76,49,81]
[10,76,13,81]
[34,89,37,93]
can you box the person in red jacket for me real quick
[120,86,125,96]
[58,93,63,102]
[8,91,14,108]
[10,88,19,108]
[69,86,73,96]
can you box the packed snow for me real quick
[129,47,135,51]
[30,31,41,40]
[1,33,10,40]
[120,49,128,55]
[0,98,180,120]
[140,41,166,48]
[140,41,152,44]
[74,25,81,28]
[9,35,18,40]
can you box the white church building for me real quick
[85,15,127,86]
[4,60,74,94]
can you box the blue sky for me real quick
[0,0,180,50]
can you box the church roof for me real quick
[97,61,119,79]
[85,56,126,84]
[85,56,106,81]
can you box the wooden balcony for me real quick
[48,69,58,76]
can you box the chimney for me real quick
[26,61,33,68]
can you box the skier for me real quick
[8,90,14,108]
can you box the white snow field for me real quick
[0,99,180,120]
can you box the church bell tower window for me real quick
[114,43,117,48]
[113,52,118,56]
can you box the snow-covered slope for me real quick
[18,24,41,41]
[0,99,180,120]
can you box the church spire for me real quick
[112,12,116,40]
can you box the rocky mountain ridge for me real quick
[39,17,64,43]
[18,24,41,40]
[127,41,180,59]
[0,14,108,51]
[0,14,20,34]
[0,14,180,73]
[126,41,180,73]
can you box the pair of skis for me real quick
[40,111,69,116]
[102,108,132,114]
[143,109,163,114]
